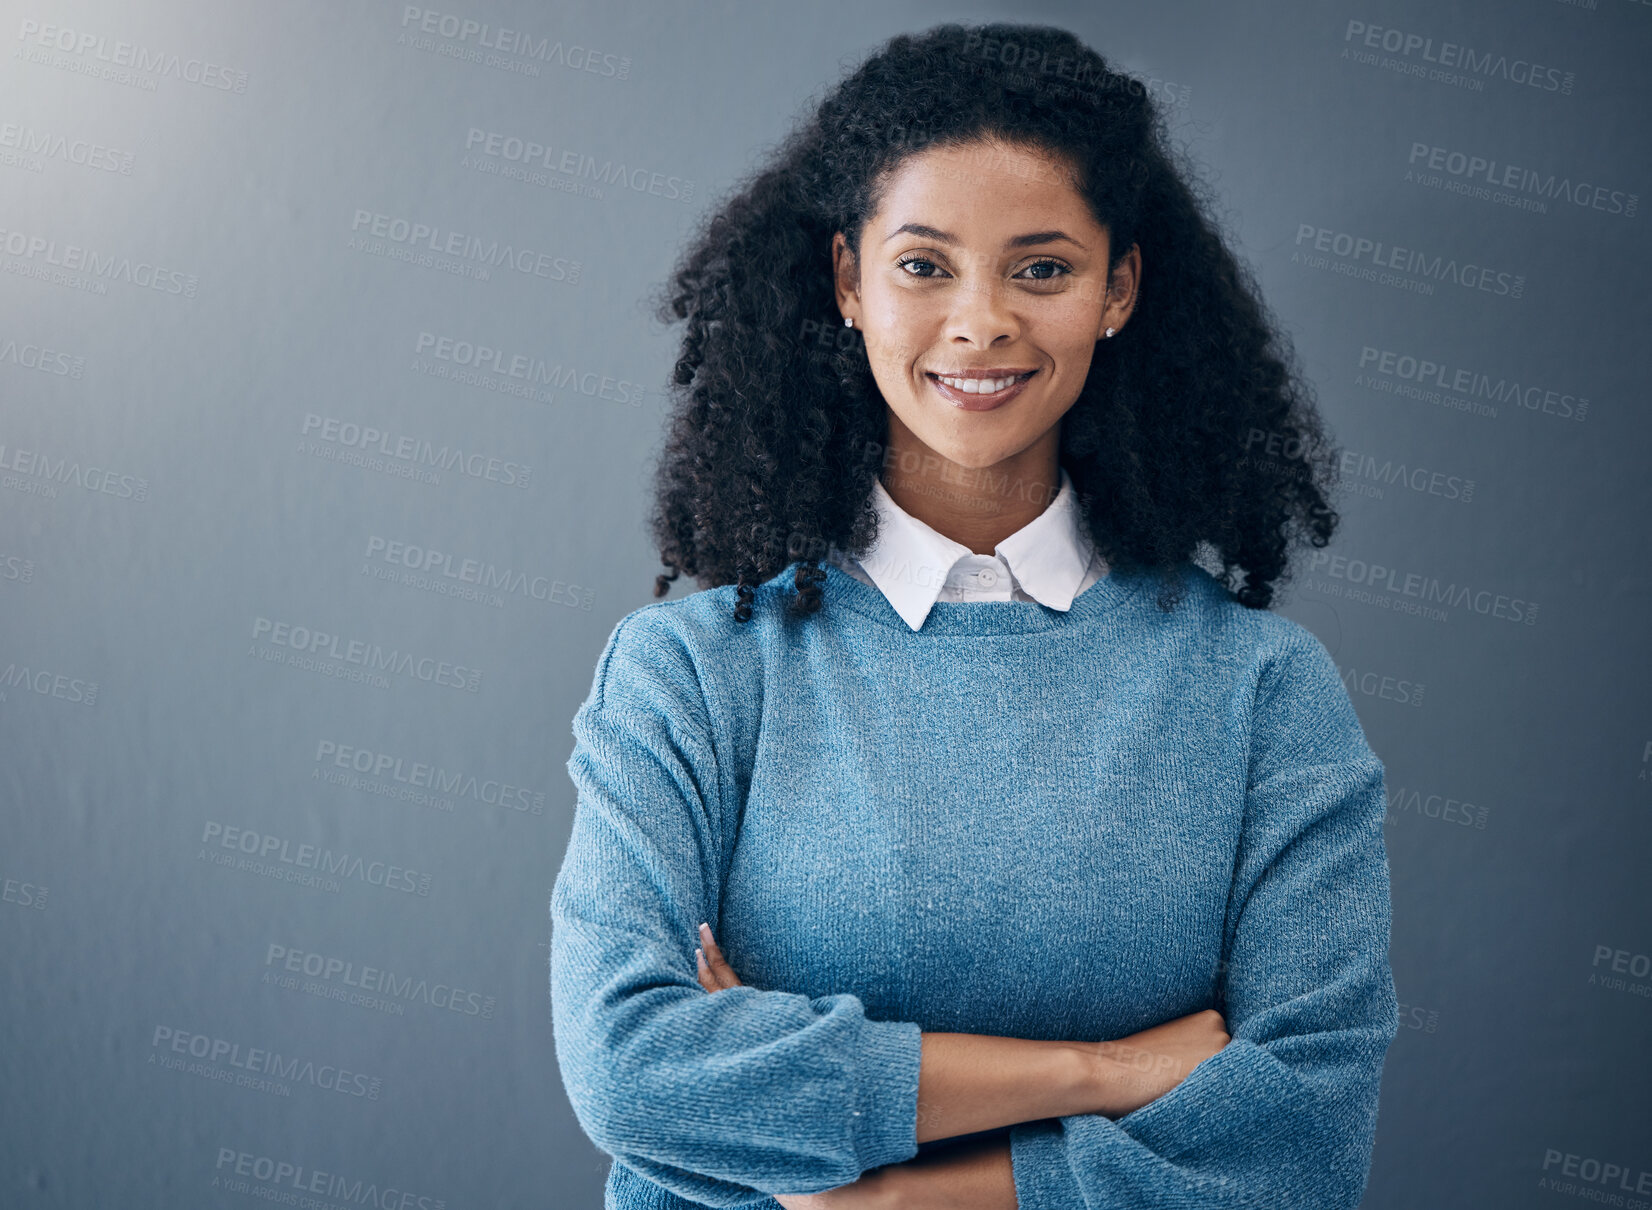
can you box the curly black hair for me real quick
[645,21,1340,623]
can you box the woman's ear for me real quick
[831,231,860,326]
[1098,242,1142,340]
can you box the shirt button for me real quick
[978,568,996,585]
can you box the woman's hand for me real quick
[774,1139,1015,1210]
[1086,1007,1231,1118]
[772,1166,904,1210]
[698,925,904,1207]
[695,922,747,992]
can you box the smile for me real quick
[926,369,1037,411]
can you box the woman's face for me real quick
[833,138,1138,477]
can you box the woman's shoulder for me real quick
[1161,565,1362,739]
[1167,563,1331,665]
[1175,567,1371,760]
[576,568,794,721]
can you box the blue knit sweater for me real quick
[550,559,1398,1209]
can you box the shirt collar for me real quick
[846,466,1098,631]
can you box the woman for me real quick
[551,21,1397,1210]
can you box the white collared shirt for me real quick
[826,465,1109,631]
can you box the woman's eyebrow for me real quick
[884,222,1087,251]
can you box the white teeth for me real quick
[936,373,1023,394]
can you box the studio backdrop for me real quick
[2,1,1648,1207]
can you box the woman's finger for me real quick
[698,922,744,990]
[699,923,739,989]
[694,940,729,993]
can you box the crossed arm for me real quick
[693,923,1232,1210]
[554,624,1398,1210]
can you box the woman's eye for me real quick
[1018,259,1071,282]
[895,256,1072,283]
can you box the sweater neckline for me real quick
[814,558,1147,636]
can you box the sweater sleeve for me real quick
[1008,625,1400,1210]
[549,614,925,1205]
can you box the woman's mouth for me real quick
[926,369,1038,411]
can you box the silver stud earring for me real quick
[844,317,853,328]
[1104,327,1115,338]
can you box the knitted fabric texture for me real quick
[550,559,1398,1209]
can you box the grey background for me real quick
[3,1,1649,1207]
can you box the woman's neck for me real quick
[879,429,1065,556]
